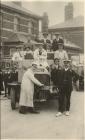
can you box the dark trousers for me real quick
[58,87,72,112]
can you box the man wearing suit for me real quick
[41,32,51,50]
[56,60,79,117]
[52,32,60,51]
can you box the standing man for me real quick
[52,32,60,51]
[0,67,3,95]
[19,62,44,114]
[41,32,51,50]
[56,60,79,117]
[3,66,11,97]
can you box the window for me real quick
[3,47,10,56]
[2,12,14,22]
[2,21,14,30]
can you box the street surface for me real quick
[1,91,84,139]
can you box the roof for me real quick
[49,16,84,30]
[4,33,27,43]
[64,40,81,50]
[1,1,41,19]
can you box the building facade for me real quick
[0,1,42,59]
[49,3,84,53]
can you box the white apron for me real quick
[19,68,42,107]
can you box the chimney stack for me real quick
[65,2,73,21]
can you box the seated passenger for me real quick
[24,45,33,59]
[12,47,23,62]
[34,43,49,69]
[54,38,68,68]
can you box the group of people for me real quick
[18,36,79,116]
[0,66,18,97]
[0,33,79,116]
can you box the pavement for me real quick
[0,91,84,139]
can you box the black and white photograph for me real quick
[0,0,84,139]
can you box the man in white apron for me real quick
[19,62,44,114]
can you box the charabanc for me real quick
[8,52,58,110]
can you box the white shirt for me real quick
[12,52,23,61]
[54,50,68,60]
[34,48,48,68]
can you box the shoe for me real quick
[65,111,70,116]
[56,112,62,117]
[30,109,40,114]
[19,106,27,114]
[19,110,27,114]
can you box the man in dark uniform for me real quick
[41,32,51,50]
[3,66,11,97]
[51,58,59,86]
[0,67,3,95]
[52,32,60,51]
[56,60,79,117]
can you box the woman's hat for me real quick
[32,61,38,66]
[54,58,59,61]
[57,38,64,45]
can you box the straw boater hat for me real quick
[57,38,64,45]
[55,32,60,35]
[43,32,48,35]
[63,60,71,63]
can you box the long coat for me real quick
[19,68,42,107]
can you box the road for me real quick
[1,91,84,139]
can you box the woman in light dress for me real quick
[54,38,68,68]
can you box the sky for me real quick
[22,0,84,26]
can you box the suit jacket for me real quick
[52,39,58,51]
[62,69,79,90]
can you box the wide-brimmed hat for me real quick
[63,60,71,63]
[55,32,60,35]
[35,42,44,46]
[43,32,48,35]
[16,45,23,49]
[54,58,59,61]
[32,61,38,66]
[57,38,64,45]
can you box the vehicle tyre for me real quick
[10,87,16,110]
[76,80,79,91]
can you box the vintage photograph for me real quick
[0,0,84,139]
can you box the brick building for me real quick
[49,3,84,53]
[0,1,41,59]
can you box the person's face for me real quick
[26,47,30,51]
[64,62,69,68]
[32,64,37,71]
[39,45,43,51]
[58,44,63,50]
[54,59,59,65]
[28,36,31,42]
[43,34,48,38]
[16,48,20,52]
[55,35,59,39]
